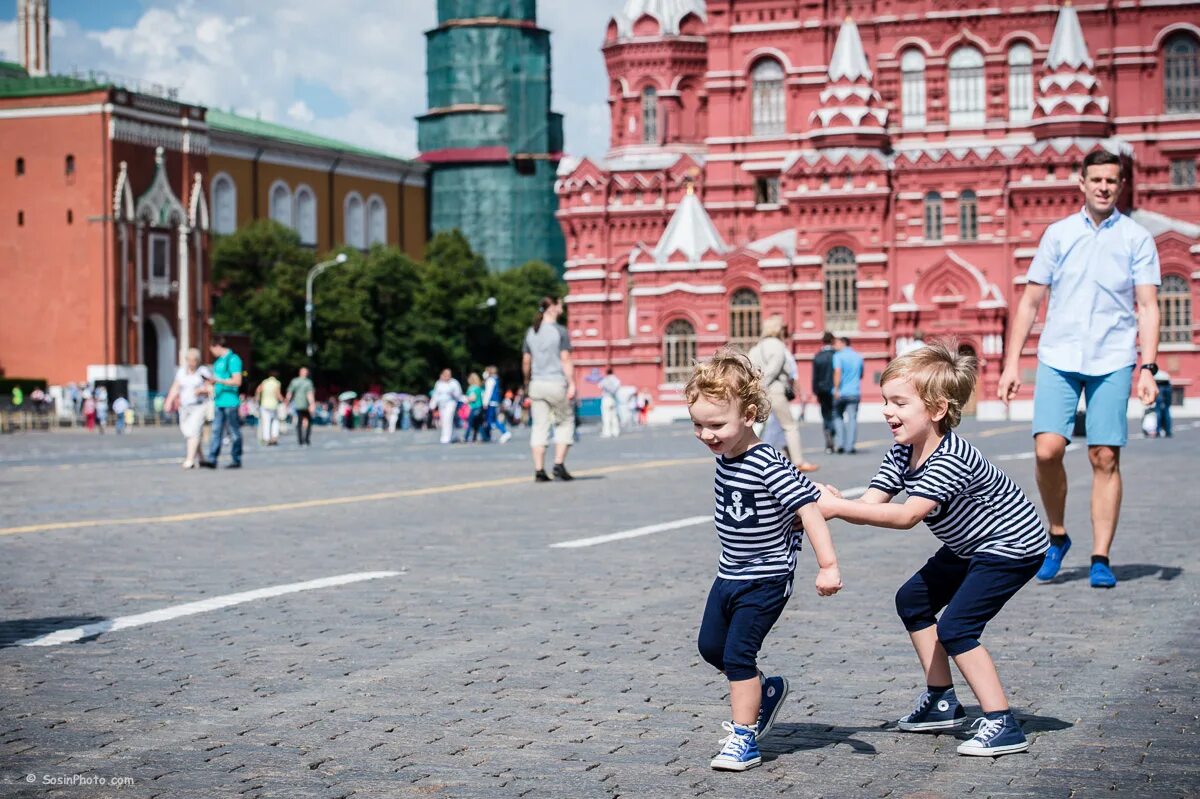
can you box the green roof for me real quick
[0,70,108,98]
[205,109,412,163]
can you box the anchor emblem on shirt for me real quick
[727,491,754,522]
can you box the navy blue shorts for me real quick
[895,546,1041,657]
[698,575,791,681]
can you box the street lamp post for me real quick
[305,252,349,358]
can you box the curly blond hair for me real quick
[685,347,771,423]
[880,338,977,434]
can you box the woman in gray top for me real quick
[522,296,576,482]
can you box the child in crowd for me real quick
[816,341,1049,757]
[686,349,843,772]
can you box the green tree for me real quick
[486,260,568,382]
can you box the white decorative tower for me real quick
[808,17,889,149]
[1031,2,1111,138]
[17,0,50,77]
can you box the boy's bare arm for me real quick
[820,493,937,530]
[797,503,842,596]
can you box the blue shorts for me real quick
[697,575,791,681]
[1032,361,1133,447]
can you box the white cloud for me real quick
[1,1,617,160]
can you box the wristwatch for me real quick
[1140,363,1159,376]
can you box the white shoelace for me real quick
[968,716,1004,742]
[716,721,754,755]
[903,691,931,720]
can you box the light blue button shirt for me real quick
[1027,207,1160,376]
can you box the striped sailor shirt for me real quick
[869,432,1049,559]
[713,443,820,580]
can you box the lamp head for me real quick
[335,253,348,263]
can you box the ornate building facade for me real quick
[556,0,1200,421]
[0,0,426,398]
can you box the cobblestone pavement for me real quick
[0,419,1197,798]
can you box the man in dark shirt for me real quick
[811,332,836,453]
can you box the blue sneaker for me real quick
[757,675,790,739]
[1090,561,1117,588]
[897,688,967,732]
[710,722,761,771]
[1036,534,1071,581]
[957,712,1029,756]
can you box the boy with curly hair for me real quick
[687,348,843,771]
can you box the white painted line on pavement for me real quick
[841,486,869,499]
[551,516,711,549]
[994,443,1079,462]
[15,571,401,647]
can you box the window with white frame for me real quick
[1164,33,1200,114]
[959,189,978,241]
[823,247,858,330]
[149,232,171,297]
[924,191,943,240]
[1008,43,1034,122]
[949,46,986,127]
[367,195,387,245]
[295,185,317,246]
[1170,158,1197,187]
[754,176,780,205]
[751,58,786,135]
[663,319,696,384]
[642,87,658,144]
[211,173,236,235]
[901,49,927,128]
[1160,274,1192,344]
[269,181,292,228]
[344,193,365,249]
[728,289,761,352]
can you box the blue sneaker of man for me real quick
[1036,534,1071,582]
[710,722,761,771]
[897,688,967,732]
[757,675,790,740]
[957,712,1029,756]
[1090,561,1117,588]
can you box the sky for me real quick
[0,0,619,159]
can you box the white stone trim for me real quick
[564,269,608,281]
[630,283,724,297]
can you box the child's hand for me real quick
[815,565,843,596]
[816,482,842,498]
[815,484,840,520]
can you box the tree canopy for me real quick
[209,222,567,394]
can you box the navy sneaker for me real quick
[898,688,967,732]
[1036,534,1071,582]
[1089,561,1117,588]
[957,712,1029,756]
[710,722,761,771]
[757,675,790,739]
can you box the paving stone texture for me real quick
[0,418,1196,798]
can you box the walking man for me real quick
[998,149,1160,589]
[286,367,316,446]
[201,336,244,469]
[599,367,622,439]
[832,336,863,454]
[256,371,284,446]
[812,332,837,453]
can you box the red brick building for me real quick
[0,1,426,403]
[556,0,1200,421]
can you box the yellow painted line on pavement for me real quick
[0,457,711,537]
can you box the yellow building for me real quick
[206,110,427,258]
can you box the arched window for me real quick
[641,87,658,144]
[949,46,986,127]
[211,174,237,235]
[344,192,365,248]
[295,185,317,246]
[367,195,387,246]
[15,157,25,176]
[728,289,761,352]
[924,192,943,240]
[959,189,978,241]
[823,247,858,330]
[1164,33,1200,114]
[751,59,786,135]
[1008,43,1034,122]
[1160,274,1192,344]
[64,154,75,175]
[269,181,292,228]
[901,49,926,128]
[663,319,696,384]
